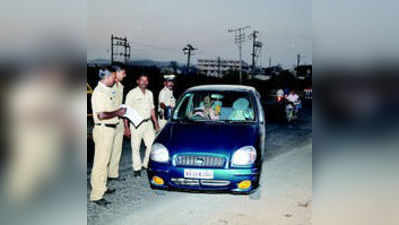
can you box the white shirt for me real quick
[99,81,111,90]
[286,94,299,103]
[158,87,176,109]
[125,87,155,119]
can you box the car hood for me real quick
[156,122,258,156]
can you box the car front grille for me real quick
[175,155,226,168]
[171,178,231,187]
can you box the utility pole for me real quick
[269,56,272,67]
[217,56,221,77]
[250,30,258,75]
[249,30,262,79]
[297,54,301,67]
[183,44,197,73]
[111,34,131,65]
[228,25,250,84]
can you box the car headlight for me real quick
[231,146,257,166]
[150,143,169,163]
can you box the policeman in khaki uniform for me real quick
[158,75,176,129]
[124,75,160,177]
[108,65,128,181]
[90,67,126,206]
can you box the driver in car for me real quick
[194,96,220,120]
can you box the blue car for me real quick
[147,85,266,193]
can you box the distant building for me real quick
[197,58,249,78]
[262,65,283,76]
[295,65,312,79]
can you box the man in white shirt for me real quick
[125,75,160,177]
[158,75,176,129]
[286,90,299,103]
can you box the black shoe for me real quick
[93,198,111,206]
[133,170,141,177]
[108,177,118,181]
[105,188,116,195]
[108,177,124,182]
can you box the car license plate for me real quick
[184,169,214,179]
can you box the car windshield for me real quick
[172,91,256,122]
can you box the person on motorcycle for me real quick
[286,90,301,113]
[276,89,284,103]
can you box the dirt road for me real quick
[115,139,311,225]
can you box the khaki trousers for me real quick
[108,123,124,178]
[130,121,155,171]
[159,118,167,130]
[90,126,116,201]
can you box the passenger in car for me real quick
[212,96,223,116]
[229,98,254,121]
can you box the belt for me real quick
[95,123,119,128]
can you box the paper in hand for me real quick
[120,104,144,126]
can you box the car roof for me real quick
[186,85,256,93]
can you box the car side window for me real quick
[173,93,193,120]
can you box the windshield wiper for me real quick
[202,120,227,124]
[224,120,254,123]
[178,118,227,124]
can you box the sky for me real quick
[88,0,312,68]
[2,1,397,68]
[1,0,86,58]
[313,0,399,66]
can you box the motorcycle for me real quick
[285,99,301,122]
[274,91,301,122]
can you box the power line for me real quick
[111,34,131,64]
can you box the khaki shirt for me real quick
[158,87,176,110]
[125,87,155,119]
[112,81,124,105]
[91,82,120,124]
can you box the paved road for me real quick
[87,106,312,225]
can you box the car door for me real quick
[255,91,266,157]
